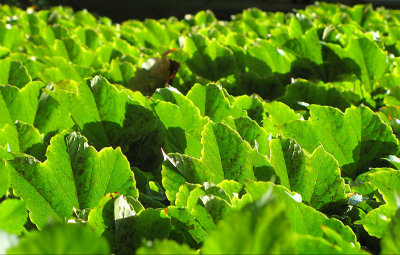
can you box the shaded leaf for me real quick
[0,59,31,88]
[152,86,208,158]
[88,193,170,254]
[48,76,166,173]
[183,34,236,81]
[0,82,45,125]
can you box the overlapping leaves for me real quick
[2,3,400,255]
[9,131,138,229]
[275,105,399,179]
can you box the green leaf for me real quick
[47,79,108,148]
[279,105,399,179]
[169,195,230,244]
[106,59,136,85]
[167,182,233,242]
[117,208,171,254]
[0,46,9,58]
[364,204,393,238]
[167,205,208,244]
[0,59,31,88]
[186,83,246,123]
[245,40,293,77]
[88,194,140,243]
[33,84,75,137]
[162,122,275,202]
[55,38,96,66]
[10,131,138,229]
[378,107,400,138]
[0,22,24,50]
[39,57,91,83]
[0,124,18,154]
[74,27,101,50]
[319,225,368,254]
[7,223,110,254]
[183,34,236,81]
[175,182,231,208]
[0,121,45,161]
[224,116,271,157]
[141,19,179,49]
[350,167,385,197]
[279,79,355,112]
[262,101,301,136]
[13,121,44,157]
[366,169,400,206]
[137,239,196,255]
[288,15,312,38]
[217,69,288,102]
[0,82,45,159]
[294,235,341,254]
[201,190,295,254]
[0,199,27,235]
[362,169,400,237]
[0,82,45,125]
[151,87,208,158]
[88,193,169,254]
[244,181,359,248]
[384,85,400,107]
[217,180,243,203]
[0,157,11,198]
[270,138,347,211]
[0,82,48,158]
[284,28,323,65]
[48,76,166,173]
[381,210,400,254]
[0,5,397,254]
[233,94,264,125]
[336,36,389,92]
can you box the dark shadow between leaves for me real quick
[114,210,171,254]
[254,165,281,185]
[165,127,187,155]
[24,142,47,162]
[218,53,290,101]
[82,103,167,176]
[279,81,354,112]
[186,50,236,82]
[92,191,171,254]
[385,44,399,57]
[228,71,290,101]
[318,198,349,216]
[339,139,399,180]
[218,43,363,103]
[348,140,399,179]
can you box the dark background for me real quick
[2,0,400,22]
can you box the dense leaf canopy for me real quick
[1,2,400,254]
